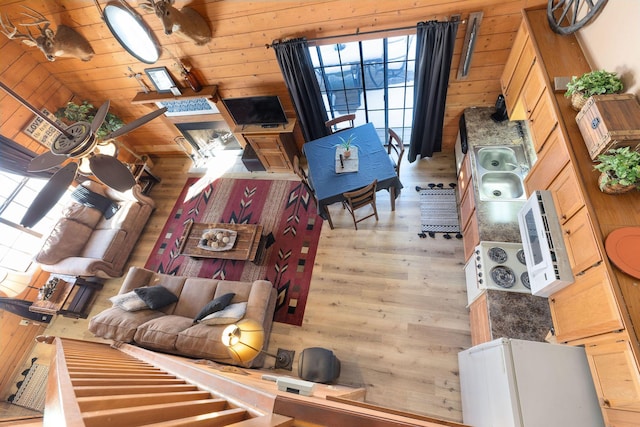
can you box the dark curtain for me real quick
[272,38,329,142]
[0,134,54,179]
[408,20,459,162]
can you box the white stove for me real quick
[465,241,531,306]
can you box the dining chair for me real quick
[294,155,334,229]
[343,179,378,230]
[325,114,356,134]
[387,128,405,177]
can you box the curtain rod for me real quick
[266,15,464,49]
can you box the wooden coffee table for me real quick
[178,219,263,261]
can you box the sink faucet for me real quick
[505,162,529,174]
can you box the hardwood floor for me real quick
[42,151,470,422]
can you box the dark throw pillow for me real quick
[193,292,235,323]
[134,286,179,310]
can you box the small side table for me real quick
[29,275,103,319]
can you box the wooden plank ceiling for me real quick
[0,0,546,158]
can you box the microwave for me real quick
[517,191,574,297]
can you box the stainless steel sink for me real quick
[476,147,519,171]
[479,172,525,201]
[473,145,530,202]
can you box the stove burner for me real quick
[490,266,516,288]
[487,247,508,264]
[521,272,530,289]
[516,249,527,265]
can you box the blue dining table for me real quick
[303,123,403,223]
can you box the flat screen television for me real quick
[222,96,288,127]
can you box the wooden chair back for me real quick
[387,128,405,177]
[343,179,378,230]
[325,114,356,134]
[294,155,334,229]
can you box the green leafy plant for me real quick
[338,134,356,151]
[594,146,640,190]
[55,101,124,139]
[565,70,624,98]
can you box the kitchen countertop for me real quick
[462,107,534,243]
[485,290,553,342]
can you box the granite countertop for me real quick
[485,290,553,342]
[463,107,534,243]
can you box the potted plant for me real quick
[338,134,356,158]
[565,70,624,111]
[593,146,640,194]
[55,101,124,139]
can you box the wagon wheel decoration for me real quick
[547,0,608,35]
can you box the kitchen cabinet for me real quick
[457,153,479,261]
[500,22,535,120]
[237,120,298,173]
[457,154,472,203]
[560,206,602,274]
[548,163,584,223]
[573,331,640,418]
[527,90,559,153]
[463,212,479,262]
[520,61,546,116]
[468,291,491,346]
[549,264,623,343]
[524,127,570,194]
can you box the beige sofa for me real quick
[88,267,277,368]
[34,180,155,279]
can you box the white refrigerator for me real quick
[458,338,604,427]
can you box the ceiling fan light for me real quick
[78,158,92,175]
[97,141,118,157]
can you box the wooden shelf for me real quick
[131,85,218,104]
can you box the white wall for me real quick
[575,0,640,98]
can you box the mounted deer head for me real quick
[0,6,94,62]
[140,0,211,46]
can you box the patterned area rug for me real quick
[145,177,323,326]
[10,361,48,412]
[417,184,462,239]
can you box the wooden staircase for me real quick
[45,339,292,427]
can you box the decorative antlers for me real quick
[0,8,42,46]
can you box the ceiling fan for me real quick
[0,81,167,227]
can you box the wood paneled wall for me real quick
[1,0,546,158]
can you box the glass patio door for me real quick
[309,35,416,143]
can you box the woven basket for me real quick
[571,92,588,112]
[598,172,636,194]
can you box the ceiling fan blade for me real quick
[27,150,66,172]
[104,107,168,140]
[91,100,111,135]
[89,154,136,192]
[21,162,78,228]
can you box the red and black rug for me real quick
[144,177,323,326]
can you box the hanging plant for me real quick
[55,101,124,139]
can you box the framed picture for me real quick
[145,67,177,93]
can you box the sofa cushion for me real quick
[109,291,147,312]
[88,307,164,342]
[175,323,233,361]
[199,302,247,325]
[63,202,103,228]
[96,202,141,231]
[134,286,179,310]
[134,315,194,351]
[193,293,235,323]
[35,218,93,264]
[172,278,219,318]
[80,229,125,262]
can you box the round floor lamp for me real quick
[221,318,295,370]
